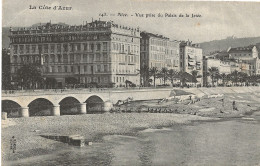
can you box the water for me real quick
[7,114,260,166]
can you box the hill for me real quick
[199,36,260,55]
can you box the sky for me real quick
[2,0,260,43]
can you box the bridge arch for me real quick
[59,96,81,115]
[85,95,104,113]
[2,100,22,118]
[28,98,54,117]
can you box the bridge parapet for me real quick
[2,87,172,97]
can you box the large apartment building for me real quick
[9,20,141,88]
[140,32,180,86]
[179,41,203,84]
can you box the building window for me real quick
[64,66,68,72]
[57,44,61,53]
[63,44,68,52]
[84,43,88,51]
[44,44,48,53]
[77,44,81,51]
[76,54,81,62]
[103,42,107,51]
[63,54,68,63]
[32,45,36,53]
[90,54,94,62]
[19,45,24,54]
[51,55,55,62]
[38,45,42,53]
[83,54,87,62]
[91,44,94,52]
[104,65,108,72]
[70,54,74,63]
[71,66,74,73]
[13,56,18,63]
[97,65,101,72]
[58,66,62,72]
[50,44,55,53]
[96,54,100,61]
[97,44,101,51]
[103,53,107,61]
[26,45,30,53]
[13,45,18,54]
[84,66,87,73]
[44,55,49,63]
[57,54,62,63]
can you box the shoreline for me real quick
[2,109,260,164]
[2,113,215,163]
[2,91,260,163]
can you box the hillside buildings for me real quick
[179,41,203,84]
[227,46,260,75]
[203,45,259,86]
[140,32,180,86]
[9,20,141,88]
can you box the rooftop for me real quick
[140,31,169,40]
[228,46,255,53]
[10,20,140,35]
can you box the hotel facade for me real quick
[140,32,180,86]
[9,20,141,88]
[179,41,203,84]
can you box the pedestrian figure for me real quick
[10,136,16,153]
[232,101,237,111]
[221,98,224,107]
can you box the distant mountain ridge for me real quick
[199,36,260,55]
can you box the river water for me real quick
[7,113,260,166]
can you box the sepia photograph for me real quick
[1,0,260,165]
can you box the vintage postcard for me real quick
[1,0,260,165]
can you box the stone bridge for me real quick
[2,88,173,117]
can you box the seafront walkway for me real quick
[2,86,260,118]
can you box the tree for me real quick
[167,69,178,87]
[215,73,222,86]
[238,72,248,85]
[208,67,219,86]
[17,64,43,89]
[160,67,168,85]
[149,67,158,87]
[178,71,193,87]
[45,77,57,89]
[191,70,199,85]
[2,48,11,90]
[65,77,78,85]
[138,65,150,87]
[230,70,239,86]
[220,73,227,86]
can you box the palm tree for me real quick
[238,72,248,86]
[191,70,199,86]
[208,67,219,86]
[138,65,150,87]
[160,67,168,85]
[215,73,221,86]
[220,73,227,86]
[149,67,158,87]
[230,70,239,86]
[167,69,178,87]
